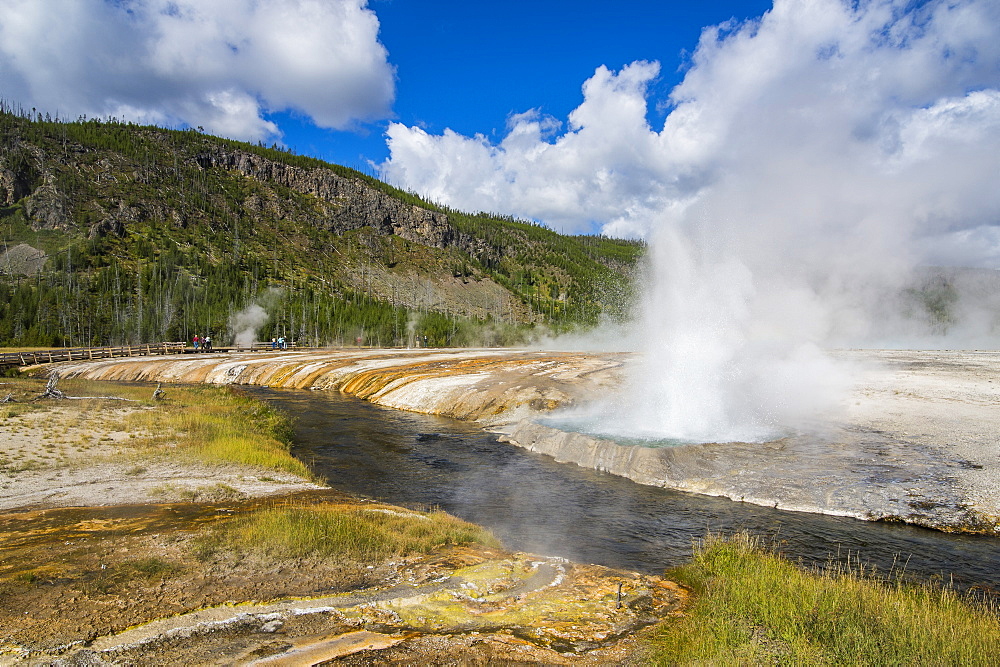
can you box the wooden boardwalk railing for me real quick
[0,342,187,370]
[0,341,302,370]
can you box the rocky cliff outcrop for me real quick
[2,136,499,265]
[195,148,502,266]
[23,183,71,230]
[0,145,42,207]
[0,144,74,229]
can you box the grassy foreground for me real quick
[3,375,496,564]
[1,375,310,478]
[121,382,312,477]
[10,375,998,662]
[648,534,1000,664]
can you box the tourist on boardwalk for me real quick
[204,336,212,352]
[193,334,200,350]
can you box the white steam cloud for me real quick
[0,0,395,141]
[229,304,269,349]
[383,0,1000,441]
[381,60,671,235]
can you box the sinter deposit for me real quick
[48,347,1000,534]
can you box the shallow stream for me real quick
[251,387,1000,593]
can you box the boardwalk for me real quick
[0,342,189,370]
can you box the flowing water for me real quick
[251,387,1000,593]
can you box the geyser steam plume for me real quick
[229,304,269,348]
[597,0,1000,443]
[230,288,283,348]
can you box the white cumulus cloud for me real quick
[382,60,675,235]
[0,0,395,141]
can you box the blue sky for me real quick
[270,0,774,170]
[2,0,1000,269]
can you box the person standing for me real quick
[193,334,201,350]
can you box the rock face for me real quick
[195,148,501,265]
[2,145,72,229]
[2,134,512,279]
[197,150,452,245]
[1,145,42,206]
[22,183,71,230]
[2,138,482,256]
[43,348,1000,535]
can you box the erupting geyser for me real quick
[570,0,1000,444]
[573,221,853,445]
[618,229,849,444]
[379,1,1000,447]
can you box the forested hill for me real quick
[0,107,643,347]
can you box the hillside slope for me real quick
[0,108,643,347]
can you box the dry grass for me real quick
[0,376,311,479]
[119,383,311,478]
[196,501,499,562]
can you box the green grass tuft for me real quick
[649,534,1000,665]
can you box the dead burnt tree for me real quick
[36,370,135,401]
[40,371,66,399]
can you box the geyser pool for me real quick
[536,412,700,448]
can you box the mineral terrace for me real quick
[48,347,1000,534]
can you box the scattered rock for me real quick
[0,242,47,275]
[260,619,284,633]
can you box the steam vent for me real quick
[49,347,1000,535]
